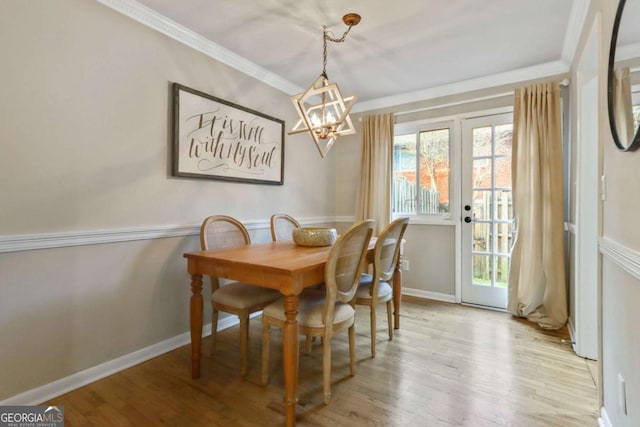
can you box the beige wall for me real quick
[0,0,335,235]
[572,0,640,425]
[0,0,335,399]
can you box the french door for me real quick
[461,113,513,309]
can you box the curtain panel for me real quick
[355,113,394,235]
[508,82,567,329]
[612,67,634,142]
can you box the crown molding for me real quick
[352,60,570,114]
[617,41,640,63]
[97,0,578,115]
[561,0,592,64]
[95,0,302,95]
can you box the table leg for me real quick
[393,259,402,329]
[190,274,204,379]
[282,294,299,427]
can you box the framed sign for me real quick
[172,83,284,185]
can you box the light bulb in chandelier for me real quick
[310,111,337,139]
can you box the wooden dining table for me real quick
[183,238,402,427]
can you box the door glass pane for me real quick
[495,124,513,155]
[494,157,512,189]
[495,256,510,288]
[495,222,513,255]
[473,159,492,189]
[473,222,492,253]
[472,254,492,286]
[472,190,492,220]
[472,126,492,157]
[494,190,512,220]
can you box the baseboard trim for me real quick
[0,313,256,405]
[598,406,612,427]
[402,287,457,303]
[567,317,578,354]
[0,216,334,254]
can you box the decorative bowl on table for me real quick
[292,227,338,247]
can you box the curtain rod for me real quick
[393,79,571,118]
[393,91,513,117]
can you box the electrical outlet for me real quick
[618,373,627,415]
[401,259,410,271]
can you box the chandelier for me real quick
[288,13,361,158]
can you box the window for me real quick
[393,125,451,215]
[633,86,640,129]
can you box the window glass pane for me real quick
[393,134,417,214]
[393,134,416,172]
[418,128,450,214]
[473,158,492,189]
[495,124,513,155]
[634,105,640,130]
[392,126,451,215]
[472,126,492,157]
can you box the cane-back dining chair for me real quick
[270,213,301,241]
[355,217,409,358]
[261,219,375,404]
[200,215,280,376]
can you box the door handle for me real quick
[464,216,473,223]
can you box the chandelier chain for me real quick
[322,24,354,76]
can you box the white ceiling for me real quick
[106,0,585,111]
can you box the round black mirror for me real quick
[608,0,640,151]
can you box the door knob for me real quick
[464,217,472,223]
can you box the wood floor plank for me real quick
[43,300,598,426]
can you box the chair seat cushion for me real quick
[212,282,280,309]
[357,273,393,301]
[263,290,355,328]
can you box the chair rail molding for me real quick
[0,216,335,253]
[599,237,640,281]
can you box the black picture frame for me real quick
[172,83,285,184]
[607,0,640,152]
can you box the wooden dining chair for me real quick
[200,215,281,376]
[261,219,375,404]
[270,213,301,241]
[355,217,409,358]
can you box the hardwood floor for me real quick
[44,299,599,426]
